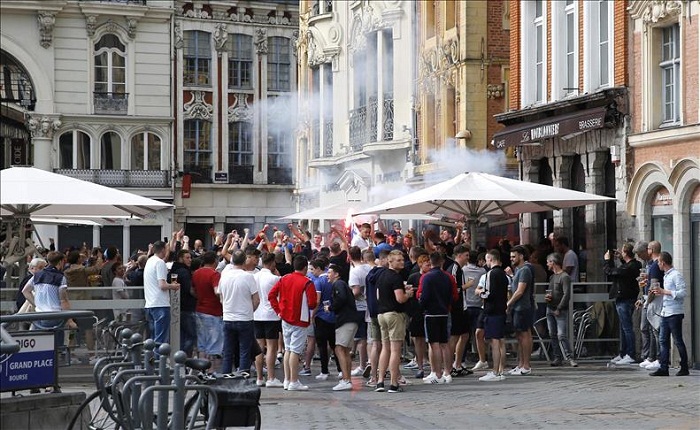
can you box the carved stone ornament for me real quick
[184,7,210,19]
[254,28,268,54]
[291,30,300,58]
[642,1,683,23]
[174,21,184,49]
[348,2,386,57]
[487,84,505,99]
[26,114,62,139]
[37,11,56,49]
[183,91,214,120]
[126,18,138,39]
[227,94,253,122]
[213,23,228,52]
[85,14,98,37]
[307,32,325,67]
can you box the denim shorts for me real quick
[282,320,308,355]
[512,308,534,332]
[196,312,223,356]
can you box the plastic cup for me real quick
[171,273,178,283]
[323,300,330,312]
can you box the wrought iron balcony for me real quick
[368,96,378,143]
[55,169,170,188]
[323,119,333,157]
[349,106,367,152]
[81,0,147,4]
[94,92,128,115]
[312,119,320,159]
[383,94,394,141]
[186,166,212,184]
[228,165,253,184]
[311,0,332,15]
[268,167,293,185]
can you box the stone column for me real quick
[520,157,541,245]
[551,155,574,236]
[584,150,609,282]
[25,114,61,171]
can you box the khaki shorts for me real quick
[369,317,382,342]
[335,322,358,349]
[377,312,407,342]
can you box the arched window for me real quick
[101,131,121,169]
[131,132,161,170]
[58,130,91,169]
[94,34,127,114]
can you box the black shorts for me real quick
[408,313,425,337]
[483,314,506,340]
[512,308,534,332]
[354,311,367,340]
[450,309,469,336]
[475,310,486,330]
[254,320,282,340]
[466,307,482,333]
[424,315,449,344]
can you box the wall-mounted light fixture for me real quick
[610,144,621,165]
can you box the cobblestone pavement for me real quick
[55,360,699,429]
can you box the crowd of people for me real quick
[10,221,690,389]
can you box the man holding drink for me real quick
[545,253,577,367]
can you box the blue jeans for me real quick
[640,307,659,361]
[180,311,197,357]
[658,314,688,371]
[222,320,254,374]
[615,299,635,358]
[32,319,66,348]
[146,307,171,346]
[546,308,572,360]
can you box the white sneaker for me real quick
[645,360,660,371]
[617,355,636,365]
[315,373,329,380]
[479,371,502,382]
[351,366,364,376]
[639,358,653,368]
[422,372,440,384]
[265,378,284,388]
[403,359,418,369]
[332,380,353,391]
[506,366,522,375]
[255,379,265,387]
[610,355,623,363]
[497,374,507,381]
[283,379,289,390]
[287,381,309,391]
[442,373,452,384]
[471,360,489,371]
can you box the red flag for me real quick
[182,174,192,198]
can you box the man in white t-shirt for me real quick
[554,236,579,282]
[144,241,179,345]
[348,246,371,376]
[253,253,283,387]
[219,250,260,374]
[351,223,373,251]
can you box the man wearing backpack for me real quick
[506,245,535,375]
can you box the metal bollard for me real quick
[142,338,156,427]
[157,343,171,430]
[171,351,188,430]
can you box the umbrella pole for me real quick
[470,221,477,251]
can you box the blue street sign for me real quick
[0,331,57,392]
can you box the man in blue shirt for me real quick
[649,252,688,377]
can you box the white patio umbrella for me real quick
[278,201,439,222]
[0,166,172,219]
[353,172,615,249]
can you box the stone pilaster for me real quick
[25,114,61,171]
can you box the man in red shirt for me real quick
[192,251,222,369]
[268,255,317,391]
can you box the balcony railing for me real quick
[268,167,293,185]
[55,169,170,188]
[185,166,212,184]
[323,119,333,157]
[94,92,128,115]
[228,165,253,184]
[81,0,147,4]
[383,94,394,141]
[368,96,378,143]
[349,106,367,152]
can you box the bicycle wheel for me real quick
[66,390,122,430]
[183,391,208,430]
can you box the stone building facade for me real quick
[627,0,700,368]
[1,0,174,254]
[172,0,298,243]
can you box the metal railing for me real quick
[323,119,333,157]
[382,94,394,141]
[94,92,128,115]
[55,169,171,188]
[348,106,367,151]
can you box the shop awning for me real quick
[492,107,609,149]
